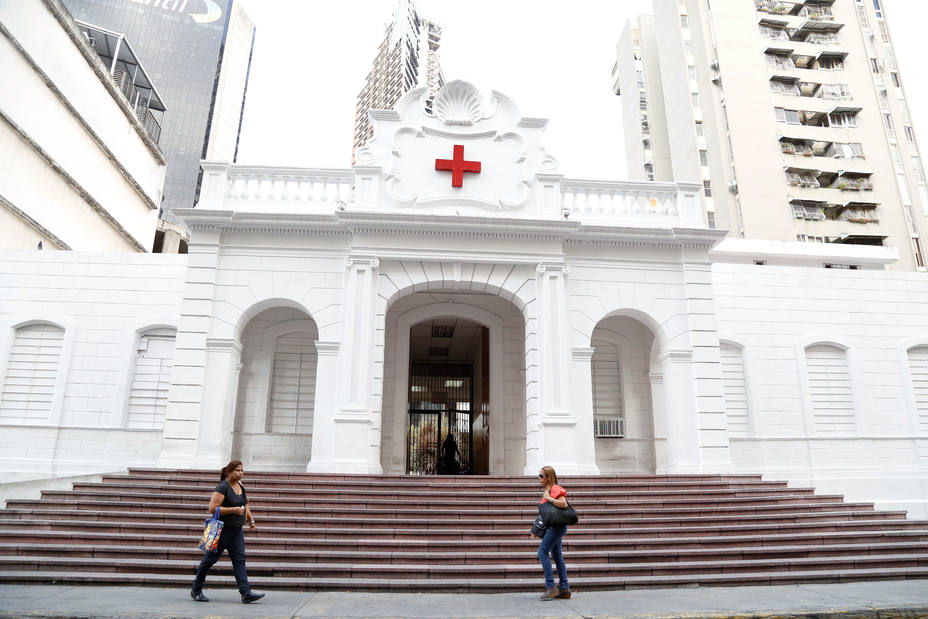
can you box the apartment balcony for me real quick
[780,150,872,175]
[76,21,165,145]
[771,93,836,114]
[793,219,884,242]
[777,123,859,143]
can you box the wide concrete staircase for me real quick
[1,469,927,592]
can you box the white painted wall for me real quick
[0,0,165,251]
[0,250,186,482]
[713,262,928,517]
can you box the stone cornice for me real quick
[173,209,351,237]
[0,107,147,252]
[337,211,581,241]
[566,225,727,250]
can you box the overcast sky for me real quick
[235,0,928,180]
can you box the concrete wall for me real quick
[0,250,186,482]
[0,0,165,252]
[713,262,928,517]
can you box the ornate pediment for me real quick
[354,81,558,216]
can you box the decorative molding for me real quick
[0,191,71,249]
[345,256,380,268]
[536,262,570,274]
[571,347,595,360]
[658,350,693,363]
[205,338,243,355]
[0,107,147,252]
[433,80,485,125]
[315,341,340,355]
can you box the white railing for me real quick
[223,167,354,207]
[561,179,700,227]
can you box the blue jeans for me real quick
[193,524,251,594]
[537,524,569,590]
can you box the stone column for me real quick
[569,347,601,474]
[530,262,595,474]
[658,350,702,472]
[157,230,222,468]
[306,341,339,472]
[330,256,382,473]
[193,338,243,468]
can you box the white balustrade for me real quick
[561,179,694,227]
[223,166,354,212]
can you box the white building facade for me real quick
[1,82,927,516]
[0,0,166,252]
[614,0,928,270]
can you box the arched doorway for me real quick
[590,314,658,473]
[406,318,487,475]
[231,306,318,470]
[380,292,526,475]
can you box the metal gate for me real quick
[406,363,472,475]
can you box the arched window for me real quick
[907,346,928,433]
[267,331,317,434]
[719,341,750,437]
[126,328,176,428]
[591,339,625,437]
[805,344,855,434]
[0,323,65,422]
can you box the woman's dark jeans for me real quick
[193,524,251,593]
[537,524,569,590]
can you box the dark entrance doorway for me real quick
[406,363,472,475]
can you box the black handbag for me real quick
[540,500,579,526]
[530,513,547,538]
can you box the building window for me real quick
[884,114,894,131]
[699,150,708,166]
[703,180,712,196]
[818,55,844,71]
[905,126,916,143]
[872,0,882,18]
[909,346,928,431]
[267,332,318,434]
[681,15,688,28]
[891,72,901,87]
[127,328,176,429]
[695,121,704,136]
[691,92,700,107]
[688,65,697,81]
[805,344,855,435]
[591,339,625,438]
[720,342,750,437]
[870,58,881,73]
[0,323,64,423]
[644,162,655,181]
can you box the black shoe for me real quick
[190,585,208,602]
[241,591,265,604]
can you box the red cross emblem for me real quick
[435,144,481,188]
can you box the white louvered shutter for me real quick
[127,329,176,428]
[0,323,64,422]
[909,346,928,433]
[267,333,317,434]
[806,345,855,435]
[720,343,749,437]
[591,340,625,436]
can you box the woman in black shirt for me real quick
[191,460,265,604]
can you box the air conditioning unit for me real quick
[728,180,739,193]
[711,58,720,70]
[594,418,625,438]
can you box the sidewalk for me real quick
[1,580,927,618]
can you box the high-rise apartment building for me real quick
[352,0,444,162]
[615,0,928,270]
[62,0,255,219]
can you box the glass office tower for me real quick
[62,0,255,216]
